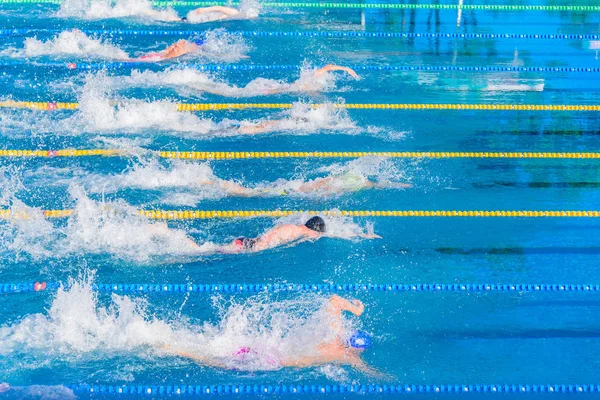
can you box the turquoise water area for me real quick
[0,0,600,398]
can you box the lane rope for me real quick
[3,209,600,220]
[3,281,600,294]
[2,61,599,73]
[2,29,599,40]
[2,149,600,160]
[1,0,599,11]
[53,383,600,395]
[2,101,600,111]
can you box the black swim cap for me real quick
[305,216,326,233]
[235,237,256,250]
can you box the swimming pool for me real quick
[1,0,600,397]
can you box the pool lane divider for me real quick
[2,150,600,160]
[1,101,600,111]
[1,0,599,11]
[3,282,600,294]
[3,62,600,73]
[2,29,600,40]
[24,383,600,395]
[3,209,600,220]
[62,383,600,395]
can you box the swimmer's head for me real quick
[181,17,188,22]
[234,237,256,250]
[191,37,205,46]
[347,330,372,350]
[305,216,326,233]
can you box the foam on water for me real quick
[2,30,129,60]
[0,185,215,263]
[60,185,215,261]
[0,385,76,400]
[0,276,359,374]
[103,65,342,98]
[60,75,220,136]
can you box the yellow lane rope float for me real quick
[1,101,600,111]
[1,210,600,220]
[2,150,600,159]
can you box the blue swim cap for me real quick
[192,38,205,46]
[347,330,372,349]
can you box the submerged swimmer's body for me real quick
[197,64,360,97]
[161,294,376,373]
[208,216,380,254]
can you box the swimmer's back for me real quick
[254,224,317,250]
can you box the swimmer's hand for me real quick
[360,233,382,239]
[0,383,10,393]
[343,67,360,80]
[350,299,365,316]
[315,65,360,80]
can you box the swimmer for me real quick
[143,6,247,23]
[211,216,381,254]
[196,64,360,98]
[288,174,411,195]
[190,172,408,197]
[160,295,377,373]
[128,38,206,62]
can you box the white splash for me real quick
[57,0,179,21]
[0,185,216,262]
[184,0,260,22]
[61,185,214,261]
[6,30,129,59]
[59,75,219,136]
[0,276,359,373]
[237,101,359,135]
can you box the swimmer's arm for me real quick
[161,345,227,368]
[326,231,382,239]
[238,120,279,135]
[314,64,360,79]
[327,295,364,334]
[190,6,240,16]
[348,354,385,378]
[218,180,254,197]
[357,232,382,239]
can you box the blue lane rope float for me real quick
[1,29,599,40]
[3,282,600,294]
[59,383,600,395]
[2,61,599,73]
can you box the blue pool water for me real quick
[1,0,600,398]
